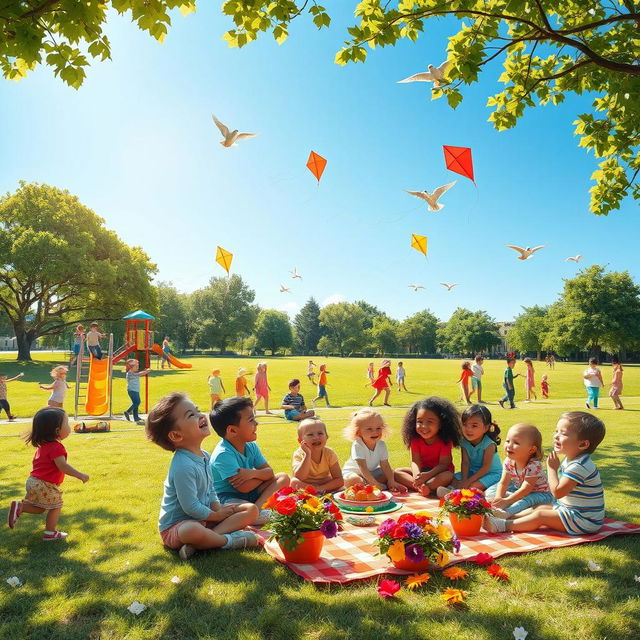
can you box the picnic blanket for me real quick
[252,493,640,584]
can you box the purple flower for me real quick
[404,522,423,539]
[405,544,425,563]
[465,498,480,511]
[452,535,461,553]
[320,520,338,539]
[377,519,396,537]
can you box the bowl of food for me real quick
[333,484,392,508]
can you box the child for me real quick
[253,362,272,414]
[210,397,290,523]
[306,360,317,385]
[235,368,251,398]
[470,355,484,403]
[124,359,151,424]
[7,407,89,540]
[484,412,605,535]
[395,397,461,496]
[161,336,172,369]
[609,356,624,410]
[524,357,537,402]
[208,369,225,409]
[396,362,408,392]
[368,359,393,406]
[457,361,473,404]
[342,408,406,492]
[312,364,331,408]
[541,374,549,399]
[70,324,84,366]
[86,322,106,360]
[364,362,374,388]
[499,357,520,409]
[485,423,552,516]
[282,379,315,422]
[438,404,502,495]
[146,393,259,560]
[291,418,343,492]
[584,357,604,410]
[39,366,70,408]
[0,372,24,421]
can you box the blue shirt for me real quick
[126,371,142,392]
[462,435,502,477]
[158,449,218,531]
[211,439,267,500]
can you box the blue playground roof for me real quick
[123,310,155,320]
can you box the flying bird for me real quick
[290,267,303,279]
[405,181,456,212]
[409,284,425,291]
[506,245,546,260]
[398,60,450,87]
[212,115,257,147]
[565,255,583,263]
[440,282,459,291]
[279,284,291,293]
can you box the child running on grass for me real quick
[457,361,473,404]
[7,407,89,541]
[0,372,24,421]
[306,360,317,385]
[312,364,331,407]
[235,368,251,398]
[499,357,520,409]
[124,359,151,425]
[282,379,315,422]
[368,359,393,407]
[146,393,259,560]
[609,356,624,410]
[39,366,70,408]
[207,369,225,409]
[584,357,604,410]
[291,418,343,492]
[253,362,272,414]
[484,412,605,535]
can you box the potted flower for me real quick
[263,486,342,563]
[373,512,460,571]
[439,488,492,536]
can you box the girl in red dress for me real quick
[368,359,393,406]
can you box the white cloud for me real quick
[321,293,345,307]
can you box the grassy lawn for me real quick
[1,354,639,639]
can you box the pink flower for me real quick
[377,579,401,598]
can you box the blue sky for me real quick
[0,5,637,323]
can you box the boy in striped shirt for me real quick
[484,411,605,535]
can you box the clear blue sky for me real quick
[0,5,637,323]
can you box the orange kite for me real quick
[443,145,475,183]
[306,151,327,183]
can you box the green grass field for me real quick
[1,354,639,640]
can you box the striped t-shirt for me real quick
[555,453,604,535]
[282,392,305,410]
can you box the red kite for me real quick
[443,145,475,183]
[306,151,327,183]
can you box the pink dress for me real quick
[526,367,535,389]
[254,371,269,398]
[609,367,623,396]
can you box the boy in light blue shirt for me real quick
[146,392,259,560]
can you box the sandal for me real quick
[43,530,68,541]
[8,500,22,528]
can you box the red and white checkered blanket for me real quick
[252,494,640,584]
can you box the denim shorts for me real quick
[284,409,301,421]
[317,385,327,398]
[219,490,261,504]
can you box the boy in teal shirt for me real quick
[499,358,520,409]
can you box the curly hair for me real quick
[343,407,388,442]
[461,404,501,444]
[401,396,461,448]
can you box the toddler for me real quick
[396,397,461,496]
[342,408,406,492]
[0,372,24,421]
[39,366,70,408]
[86,322,106,360]
[312,364,331,407]
[208,369,226,409]
[7,407,89,540]
[291,418,343,492]
[124,359,151,424]
[235,368,251,398]
[282,378,315,422]
[583,357,604,409]
[146,392,259,560]
[484,412,605,535]
[486,423,552,516]
[541,374,549,399]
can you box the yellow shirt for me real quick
[292,446,339,484]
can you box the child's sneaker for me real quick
[491,507,509,518]
[178,544,196,560]
[43,530,68,541]
[436,486,453,498]
[8,415,17,422]
[7,500,22,528]
[123,410,131,421]
[135,420,145,426]
[483,515,507,533]
[222,530,259,550]
[585,402,590,409]
[254,509,272,526]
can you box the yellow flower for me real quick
[387,540,406,563]
[436,525,452,541]
[460,489,474,498]
[441,587,467,605]
[365,507,374,513]
[302,503,321,514]
[414,510,432,519]
[405,573,431,589]
[306,497,321,509]
[435,552,449,567]
[442,567,469,581]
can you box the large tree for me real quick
[0,182,157,360]
[368,315,399,355]
[155,282,190,352]
[319,302,367,356]
[398,309,439,354]
[254,309,293,355]
[507,305,550,360]
[437,308,500,355]
[293,297,323,353]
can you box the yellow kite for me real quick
[411,234,428,257]
[215,245,233,275]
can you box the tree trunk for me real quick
[15,328,33,361]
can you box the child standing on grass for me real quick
[291,418,343,492]
[609,356,624,410]
[86,322,106,360]
[124,359,151,425]
[584,357,604,410]
[161,336,173,369]
[306,360,317,385]
[524,357,537,402]
[312,364,331,407]
[7,407,89,540]
[0,372,24,421]
[146,393,259,560]
[282,379,315,422]
[364,362,374,388]
[70,324,84,366]
[208,369,225,409]
[235,368,251,398]
[396,362,408,392]
[369,359,393,406]
[253,362,272,414]
[457,361,473,404]
[541,374,549,399]
[395,397,461,496]
[484,412,605,535]
[39,366,70,408]
[342,408,406,492]
[499,357,520,409]
[470,355,484,403]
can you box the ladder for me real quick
[74,334,114,419]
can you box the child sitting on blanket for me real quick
[291,418,343,492]
[484,412,605,535]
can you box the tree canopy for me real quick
[293,297,323,353]
[254,309,293,354]
[437,308,500,354]
[319,302,367,356]
[508,305,549,359]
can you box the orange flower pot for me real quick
[278,530,325,563]
[391,556,432,572]
[448,513,483,537]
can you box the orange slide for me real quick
[151,344,192,369]
[85,357,110,416]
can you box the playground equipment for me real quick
[151,343,192,369]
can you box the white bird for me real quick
[408,284,425,291]
[440,282,459,291]
[506,245,546,260]
[290,267,303,279]
[279,284,291,293]
[398,60,450,87]
[212,115,258,147]
[405,181,456,212]
[565,254,583,263]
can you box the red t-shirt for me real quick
[31,441,67,485]
[410,437,454,472]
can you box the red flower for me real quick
[327,503,340,515]
[390,525,408,539]
[473,553,494,566]
[278,486,295,496]
[305,485,317,495]
[275,496,297,515]
[487,563,510,581]
[398,514,417,525]
[452,494,462,506]
[365,485,375,494]
[377,579,401,598]
[439,497,445,507]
